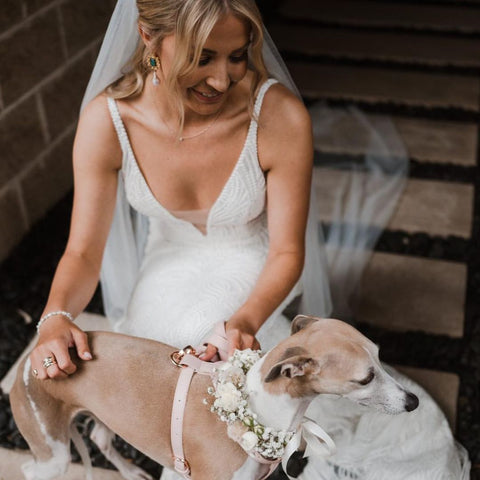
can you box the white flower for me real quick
[240,431,259,451]
[215,383,242,412]
[217,366,246,387]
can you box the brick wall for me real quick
[0,0,114,263]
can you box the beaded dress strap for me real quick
[253,79,278,118]
[106,97,131,164]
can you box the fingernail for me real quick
[199,353,206,359]
[83,352,92,360]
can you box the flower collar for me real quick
[205,349,295,460]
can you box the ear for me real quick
[138,23,153,48]
[291,315,320,335]
[264,355,319,383]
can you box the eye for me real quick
[198,56,211,66]
[230,51,248,63]
[355,368,375,386]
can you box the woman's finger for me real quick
[54,348,77,375]
[200,343,218,362]
[71,328,92,361]
[44,361,68,379]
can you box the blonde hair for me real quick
[106,0,269,133]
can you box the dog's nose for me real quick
[405,392,419,412]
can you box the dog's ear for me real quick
[264,355,319,383]
[291,315,320,335]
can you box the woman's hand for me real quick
[225,317,260,356]
[30,316,92,380]
[200,317,261,362]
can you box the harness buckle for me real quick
[174,456,191,476]
[170,346,196,368]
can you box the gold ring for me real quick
[42,356,57,369]
[32,369,38,377]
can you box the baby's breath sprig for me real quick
[207,349,294,459]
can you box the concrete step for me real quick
[288,62,480,112]
[313,169,474,238]
[312,112,478,166]
[269,24,480,68]
[279,0,480,34]
[356,251,467,337]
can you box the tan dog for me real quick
[10,316,418,480]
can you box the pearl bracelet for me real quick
[37,311,74,332]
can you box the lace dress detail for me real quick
[107,79,299,348]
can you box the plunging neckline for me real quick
[110,98,256,236]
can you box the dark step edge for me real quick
[305,98,480,124]
[281,50,480,77]
[354,321,465,373]
[366,0,480,9]
[273,14,480,38]
[320,222,471,263]
[314,151,477,184]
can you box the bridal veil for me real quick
[81,0,407,328]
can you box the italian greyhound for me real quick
[10,316,418,480]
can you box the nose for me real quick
[404,392,419,412]
[206,62,231,92]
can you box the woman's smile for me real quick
[190,87,225,104]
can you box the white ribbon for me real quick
[282,418,336,479]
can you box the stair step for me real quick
[269,24,480,68]
[288,62,480,112]
[279,0,480,34]
[313,169,474,238]
[311,111,478,166]
[356,252,466,337]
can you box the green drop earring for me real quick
[148,55,160,86]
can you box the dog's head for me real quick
[261,315,418,415]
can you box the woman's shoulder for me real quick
[74,94,122,170]
[261,81,310,130]
[79,93,118,134]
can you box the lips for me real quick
[191,88,224,104]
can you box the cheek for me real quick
[231,62,248,82]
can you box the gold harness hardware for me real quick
[170,346,197,368]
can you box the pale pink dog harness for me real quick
[169,323,281,480]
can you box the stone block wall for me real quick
[0,0,114,263]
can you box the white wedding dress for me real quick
[106,79,469,480]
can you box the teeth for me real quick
[199,91,218,98]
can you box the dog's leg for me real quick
[10,361,71,480]
[90,420,153,480]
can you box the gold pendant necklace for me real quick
[178,108,222,142]
[153,92,222,143]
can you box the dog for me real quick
[10,315,419,480]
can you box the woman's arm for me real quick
[30,95,122,380]
[205,85,313,358]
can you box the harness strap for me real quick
[203,321,230,361]
[171,366,195,478]
[169,322,286,480]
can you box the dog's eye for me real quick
[356,368,374,386]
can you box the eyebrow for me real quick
[201,42,251,55]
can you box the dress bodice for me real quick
[107,79,278,246]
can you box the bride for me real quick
[26,0,469,478]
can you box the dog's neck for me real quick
[245,355,310,431]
